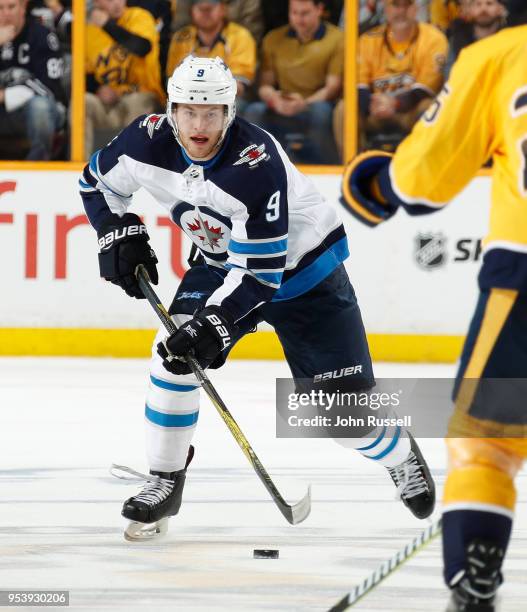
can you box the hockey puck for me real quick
[253,549,279,559]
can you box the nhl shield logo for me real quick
[414,232,447,270]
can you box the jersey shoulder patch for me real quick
[139,113,168,139]
[232,143,270,168]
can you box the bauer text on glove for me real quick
[97,212,158,299]
[157,307,236,375]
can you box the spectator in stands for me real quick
[262,0,343,36]
[28,0,72,47]
[33,0,72,95]
[172,0,264,44]
[356,0,447,152]
[85,0,165,159]
[358,0,384,33]
[244,0,343,165]
[355,0,429,34]
[43,0,72,48]
[0,0,66,160]
[128,0,172,76]
[166,0,256,110]
[445,0,506,78]
[430,0,471,32]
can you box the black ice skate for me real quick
[115,446,194,541]
[446,539,504,612]
[387,433,435,519]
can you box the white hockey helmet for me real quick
[166,55,237,150]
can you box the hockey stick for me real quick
[328,518,442,611]
[135,264,311,525]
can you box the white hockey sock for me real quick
[145,322,200,473]
[337,418,411,468]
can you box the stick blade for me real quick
[281,485,311,525]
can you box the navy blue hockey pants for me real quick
[168,263,374,392]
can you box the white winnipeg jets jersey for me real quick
[80,114,348,323]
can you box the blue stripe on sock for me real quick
[369,426,402,461]
[145,405,199,427]
[150,375,198,392]
[356,425,387,451]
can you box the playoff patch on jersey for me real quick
[180,210,229,254]
[140,114,166,139]
[233,143,270,168]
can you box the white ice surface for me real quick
[0,359,525,611]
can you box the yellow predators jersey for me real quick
[390,26,527,290]
[358,23,447,97]
[166,22,256,84]
[85,7,164,103]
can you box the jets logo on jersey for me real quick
[181,210,229,253]
[233,143,270,168]
[140,114,166,139]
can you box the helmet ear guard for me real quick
[166,56,237,151]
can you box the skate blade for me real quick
[124,517,168,541]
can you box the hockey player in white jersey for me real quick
[80,56,435,539]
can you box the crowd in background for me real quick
[0,0,525,162]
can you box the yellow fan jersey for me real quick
[85,7,164,103]
[166,21,256,84]
[430,0,462,31]
[358,23,447,97]
[390,26,527,290]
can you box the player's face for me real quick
[0,0,26,33]
[94,0,126,19]
[385,0,418,28]
[191,1,226,32]
[470,0,505,27]
[289,0,324,39]
[174,104,225,160]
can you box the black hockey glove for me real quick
[97,213,158,299]
[157,306,236,375]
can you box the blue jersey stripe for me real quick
[272,237,349,301]
[150,375,199,392]
[145,404,199,427]
[229,237,288,255]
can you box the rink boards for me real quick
[0,169,490,360]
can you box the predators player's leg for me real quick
[262,264,435,519]
[444,288,527,611]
